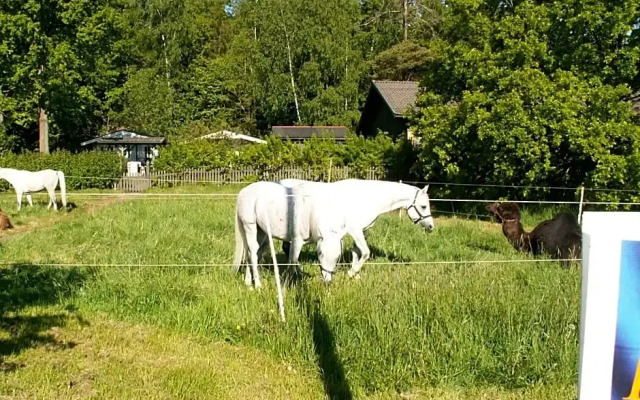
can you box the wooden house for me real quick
[81,130,166,172]
[356,80,419,141]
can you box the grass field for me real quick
[0,186,580,399]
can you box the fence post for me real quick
[578,185,585,225]
[327,159,332,183]
[399,180,403,218]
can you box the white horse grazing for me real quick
[234,179,434,289]
[234,181,309,289]
[0,168,67,211]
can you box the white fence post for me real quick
[578,185,586,224]
[399,180,403,218]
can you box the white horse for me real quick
[233,181,307,289]
[234,179,434,289]
[0,168,67,211]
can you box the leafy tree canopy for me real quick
[412,0,640,201]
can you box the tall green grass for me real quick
[0,186,580,397]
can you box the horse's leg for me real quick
[25,193,33,207]
[240,229,254,287]
[244,263,252,287]
[282,241,291,258]
[347,230,370,279]
[317,235,342,284]
[256,229,269,263]
[243,223,262,289]
[350,245,362,277]
[16,191,22,211]
[46,186,57,210]
[288,236,305,276]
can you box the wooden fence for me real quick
[115,175,153,193]
[116,166,383,192]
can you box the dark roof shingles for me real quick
[630,92,640,115]
[81,130,166,146]
[89,137,166,145]
[372,80,419,116]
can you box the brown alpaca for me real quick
[0,208,13,230]
[487,202,581,267]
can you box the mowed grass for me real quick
[0,185,580,399]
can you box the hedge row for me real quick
[0,151,125,190]
[154,134,417,180]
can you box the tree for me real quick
[0,0,131,150]
[372,40,433,80]
[411,0,640,201]
[358,0,442,59]
[228,0,368,129]
[109,0,233,136]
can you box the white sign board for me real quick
[579,212,640,400]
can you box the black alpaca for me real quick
[487,202,582,267]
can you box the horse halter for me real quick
[407,189,432,224]
[494,208,517,224]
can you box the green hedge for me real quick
[154,133,416,180]
[0,151,125,190]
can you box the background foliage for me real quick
[1,0,640,198]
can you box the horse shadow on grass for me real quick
[294,285,353,400]
[0,263,92,372]
[255,243,354,398]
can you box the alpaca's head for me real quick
[487,202,521,223]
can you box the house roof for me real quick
[271,126,347,140]
[372,80,419,117]
[629,92,640,115]
[81,130,166,146]
[199,130,267,144]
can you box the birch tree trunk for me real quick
[280,8,301,123]
[37,65,49,154]
[38,108,49,154]
[402,0,408,41]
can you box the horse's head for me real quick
[407,185,434,232]
[487,202,521,223]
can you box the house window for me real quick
[136,146,146,162]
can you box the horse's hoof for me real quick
[347,269,357,278]
[353,273,361,280]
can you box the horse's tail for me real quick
[233,210,246,273]
[56,170,67,207]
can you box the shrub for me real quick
[237,136,301,177]
[154,139,238,172]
